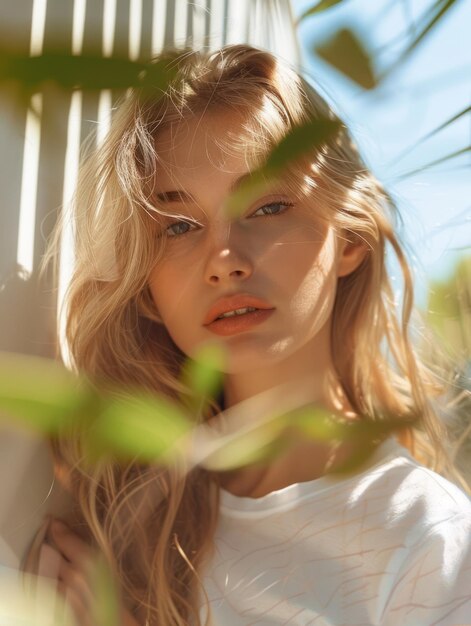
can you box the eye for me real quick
[165,220,200,238]
[251,200,293,218]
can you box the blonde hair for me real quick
[43,45,466,625]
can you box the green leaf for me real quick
[197,413,291,471]
[0,352,91,433]
[297,0,349,24]
[224,172,274,219]
[381,0,459,78]
[392,106,471,165]
[427,255,471,359]
[418,105,471,144]
[181,343,226,401]
[0,49,178,94]
[225,118,340,218]
[397,146,471,179]
[294,407,419,476]
[0,352,196,465]
[90,391,190,462]
[328,440,380,475]
[90,556,121,626]
[0,52,139,89]
[264,119,341,172]
[291,406,345,441]
[400,0,458,60]
[194,402,416,474]
[315,28,377,89]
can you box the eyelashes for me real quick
[165,220,200,237]
[164,200,294,238]
[251,200,293,218]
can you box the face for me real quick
[148,111,358,375]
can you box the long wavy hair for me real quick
[42,44,466,625]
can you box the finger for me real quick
[48,519,93,567]
[58,557,96,610]
[58,580,93,626]
[38,542,62,580]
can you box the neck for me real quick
[222,320,348,414]
[211,327,358,498]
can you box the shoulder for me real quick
[346,437,471,531]
[345,439,471,624]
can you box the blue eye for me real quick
[252,201,293,217]
[166,220,199,237]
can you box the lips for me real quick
[203,294,275,325]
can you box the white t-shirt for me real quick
[199,437,471,625]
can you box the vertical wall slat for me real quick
[16,0,47,277]
[0,0,34,286]
[204,0,211,45]
[186,0,193,44]
[222,0,230,46]
[152,0,167,54]
[129,0,143,60]
[207,0,224,50]
[174,0,188,47]
[191,0,206,49]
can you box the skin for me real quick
[149,110,367,496]
[41,519,139,626]
[42,110,366,625]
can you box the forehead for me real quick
[151,108,321,211]
[154,110,260,186]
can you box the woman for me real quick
[39,45,471,625]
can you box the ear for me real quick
[337,232,369,278]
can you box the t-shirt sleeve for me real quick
[380,513,471,626]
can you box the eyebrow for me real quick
[155,173,253,203]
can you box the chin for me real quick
[182,333,294,373]
[221,344,294,375]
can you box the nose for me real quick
[203,225,253,286]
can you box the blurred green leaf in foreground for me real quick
[427,255,471,362]
[0,50,177,95]
[0,351,416,477]
[0,352,93,433]
[89,555,121,626]
[297,0,349,22]
[297,0,469,177]
[224,117,341,218]
[314,27,377,90]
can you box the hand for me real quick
[43,518,140,626]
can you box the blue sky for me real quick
[292,0,471,304]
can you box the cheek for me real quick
[148,270,195,355]
[248,215,325,272]
[149,249,198,311]
[148,264,183,320]
[281,230,339,323]
[262,219,333,283]
[148,261,203,352]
